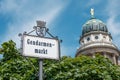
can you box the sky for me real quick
[0,0,120,58]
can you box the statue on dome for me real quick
[90,8,94,18]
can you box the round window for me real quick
[103,36,106,38]
[95,36,98,39]
[87,37,90,41]
[109,39,111,41]
[82,40,84,43]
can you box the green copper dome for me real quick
[82,18,108,35]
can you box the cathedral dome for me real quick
[82,18,108,35]
[76,9,120,65]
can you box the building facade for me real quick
[76,9,120,64]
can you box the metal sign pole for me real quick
[39,59,43,80]
[36,21,46,80]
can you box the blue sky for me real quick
[0,0,120,58]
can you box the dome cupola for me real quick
[82,9,108,35]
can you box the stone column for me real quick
[103,52,107,58]
[116,56,118,65]
[113,55,116,65]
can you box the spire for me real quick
[90,8,95,18]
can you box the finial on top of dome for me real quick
[90,8,94,18]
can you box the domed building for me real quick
[76,9,120,64]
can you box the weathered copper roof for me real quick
[82,18,108,35]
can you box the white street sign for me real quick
[22,35,60,60]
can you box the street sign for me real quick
[22,34,60,60]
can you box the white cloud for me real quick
[107,16,120,35]
[0,0,69,48]
[106,0,120,48]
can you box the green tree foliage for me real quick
[0,40,120,80]
[44,55,120,80]
[0,40,38,80]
